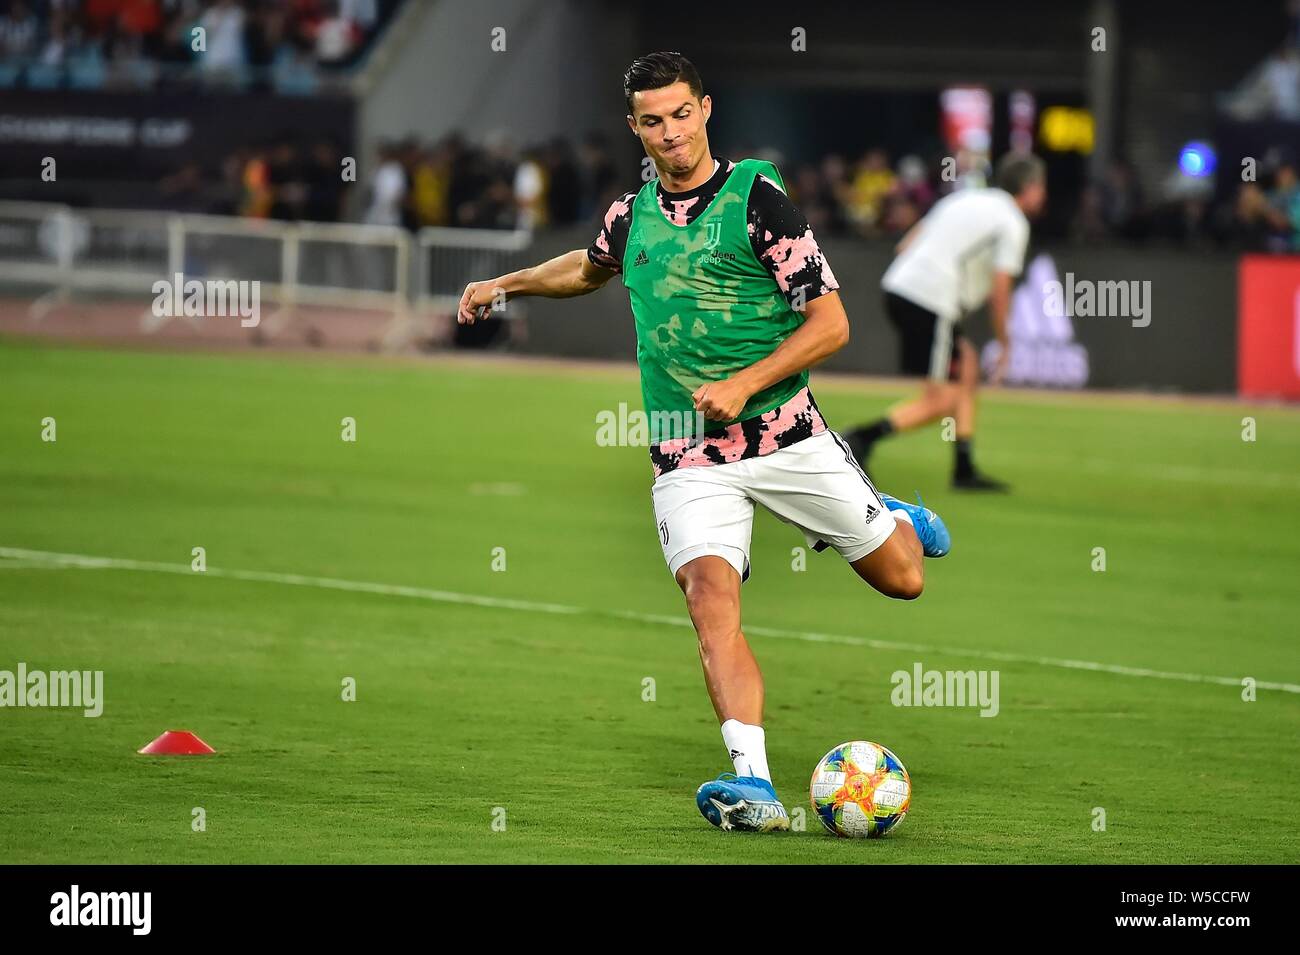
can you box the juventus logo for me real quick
[703,220,722,250]
[659,520,670,546]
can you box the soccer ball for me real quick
[810,740,911,838]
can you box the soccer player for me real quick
[458,52,950,833]
[843,154,1047,491]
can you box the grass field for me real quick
[2,338,1298,864]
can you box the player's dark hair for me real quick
[994,153,1046,196]
[623,52,704,113]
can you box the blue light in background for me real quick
[1178,141,1216,177]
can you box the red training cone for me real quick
[137,730,216,755]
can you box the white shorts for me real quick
[650,430,898,581]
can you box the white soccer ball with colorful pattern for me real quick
[810,740,911,838]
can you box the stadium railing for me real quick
[0,201,533,346]
[415,225,533,318]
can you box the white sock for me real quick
[891,508,914,527]
[721,719,771,782]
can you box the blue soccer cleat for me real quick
[695,773,790,833]
[881,493,951,558]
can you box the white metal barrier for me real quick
[416,226,532,318]
[162,213,412,337]
[0,201,533,346]
[0,201,171,320]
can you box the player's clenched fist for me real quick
[458,281,503,324]
[692,377,753,421]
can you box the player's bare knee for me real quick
[677,566,738,622]
[682,575,731,618]
[690,610,742,657]
[694,624,742,663]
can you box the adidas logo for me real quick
[633,249,649,266]
[865,504,880,523]
[729,749,743,759]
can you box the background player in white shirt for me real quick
[845,154,1046,491]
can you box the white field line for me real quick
[991,453,1300,491]
[2,546,1297,695]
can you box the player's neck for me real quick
[658,149,717,194]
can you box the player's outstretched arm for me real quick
[457,249,615,324]
[692,291,851,421]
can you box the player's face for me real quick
[1021,178,1047,218]
[626,82,711,176]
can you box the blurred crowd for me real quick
[1211,2,1300,252]
[163,131,626,230]
[154,136,349,220]
[1074,151,1300,253]
[760,147,1300,252]
[366,137,1300,253]
[0,0,393,91]
[5,1,1296,252]
[1222,0,1300,121]
[180,132,1299,256]
[778,148,958,239]
[1229,149,1300,253]
[359,133,623,232]
[354,138,966,238]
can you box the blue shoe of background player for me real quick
[695,773,790,833]
[881,493,951,558]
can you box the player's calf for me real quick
[675,554,765,724]
[850,494,950,598]
[851,528,925,599]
